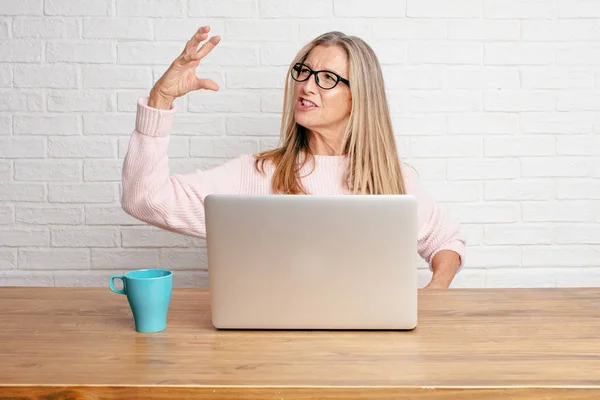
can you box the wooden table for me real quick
[1,287,600,399]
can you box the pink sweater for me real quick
[122,97,466,271]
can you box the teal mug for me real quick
[109,269,173,333]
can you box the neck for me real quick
[308,129,345,156]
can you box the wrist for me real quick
[430,274,452,286]
[148,88,174,110]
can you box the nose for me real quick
[301,72,318,95]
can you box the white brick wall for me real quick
[1,0,599,288]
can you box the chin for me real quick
[295,115,319,131]
[294,116,310,130]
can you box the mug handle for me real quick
[109,275,126,295]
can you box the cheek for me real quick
[323,92,351,117]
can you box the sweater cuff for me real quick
[428,241,466,273]
[135,97,176,137]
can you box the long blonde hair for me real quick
[254,31,406,195]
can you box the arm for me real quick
[122,26,234,238]
[426,250,461,289]
[401,163,466,288]
[121,97,242,239]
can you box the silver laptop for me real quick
[204,194,418,330]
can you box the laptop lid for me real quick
[204,194,418,330]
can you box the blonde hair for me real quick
[254,31,406,195]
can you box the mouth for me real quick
[298,97,318,109]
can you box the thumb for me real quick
[195,78,219,92]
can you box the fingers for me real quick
[182,51,203,63]
[195,78,219,92]
[181,26,220,65]
[195,35,221,59]
[184,26,210,55]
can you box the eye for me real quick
[324,73,336,82]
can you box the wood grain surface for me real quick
[1,287,599,399]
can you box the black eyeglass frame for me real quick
[290,62,350,90]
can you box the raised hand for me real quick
[149,26,221,109]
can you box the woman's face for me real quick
[293,44,352,137]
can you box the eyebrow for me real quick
[302,61,339,74]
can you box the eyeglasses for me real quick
[290,63,350,90]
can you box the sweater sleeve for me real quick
[401,163,466,272]
[121,97,243,239]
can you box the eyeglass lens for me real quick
[292,64,339,89]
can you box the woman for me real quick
[122,26,465,289]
